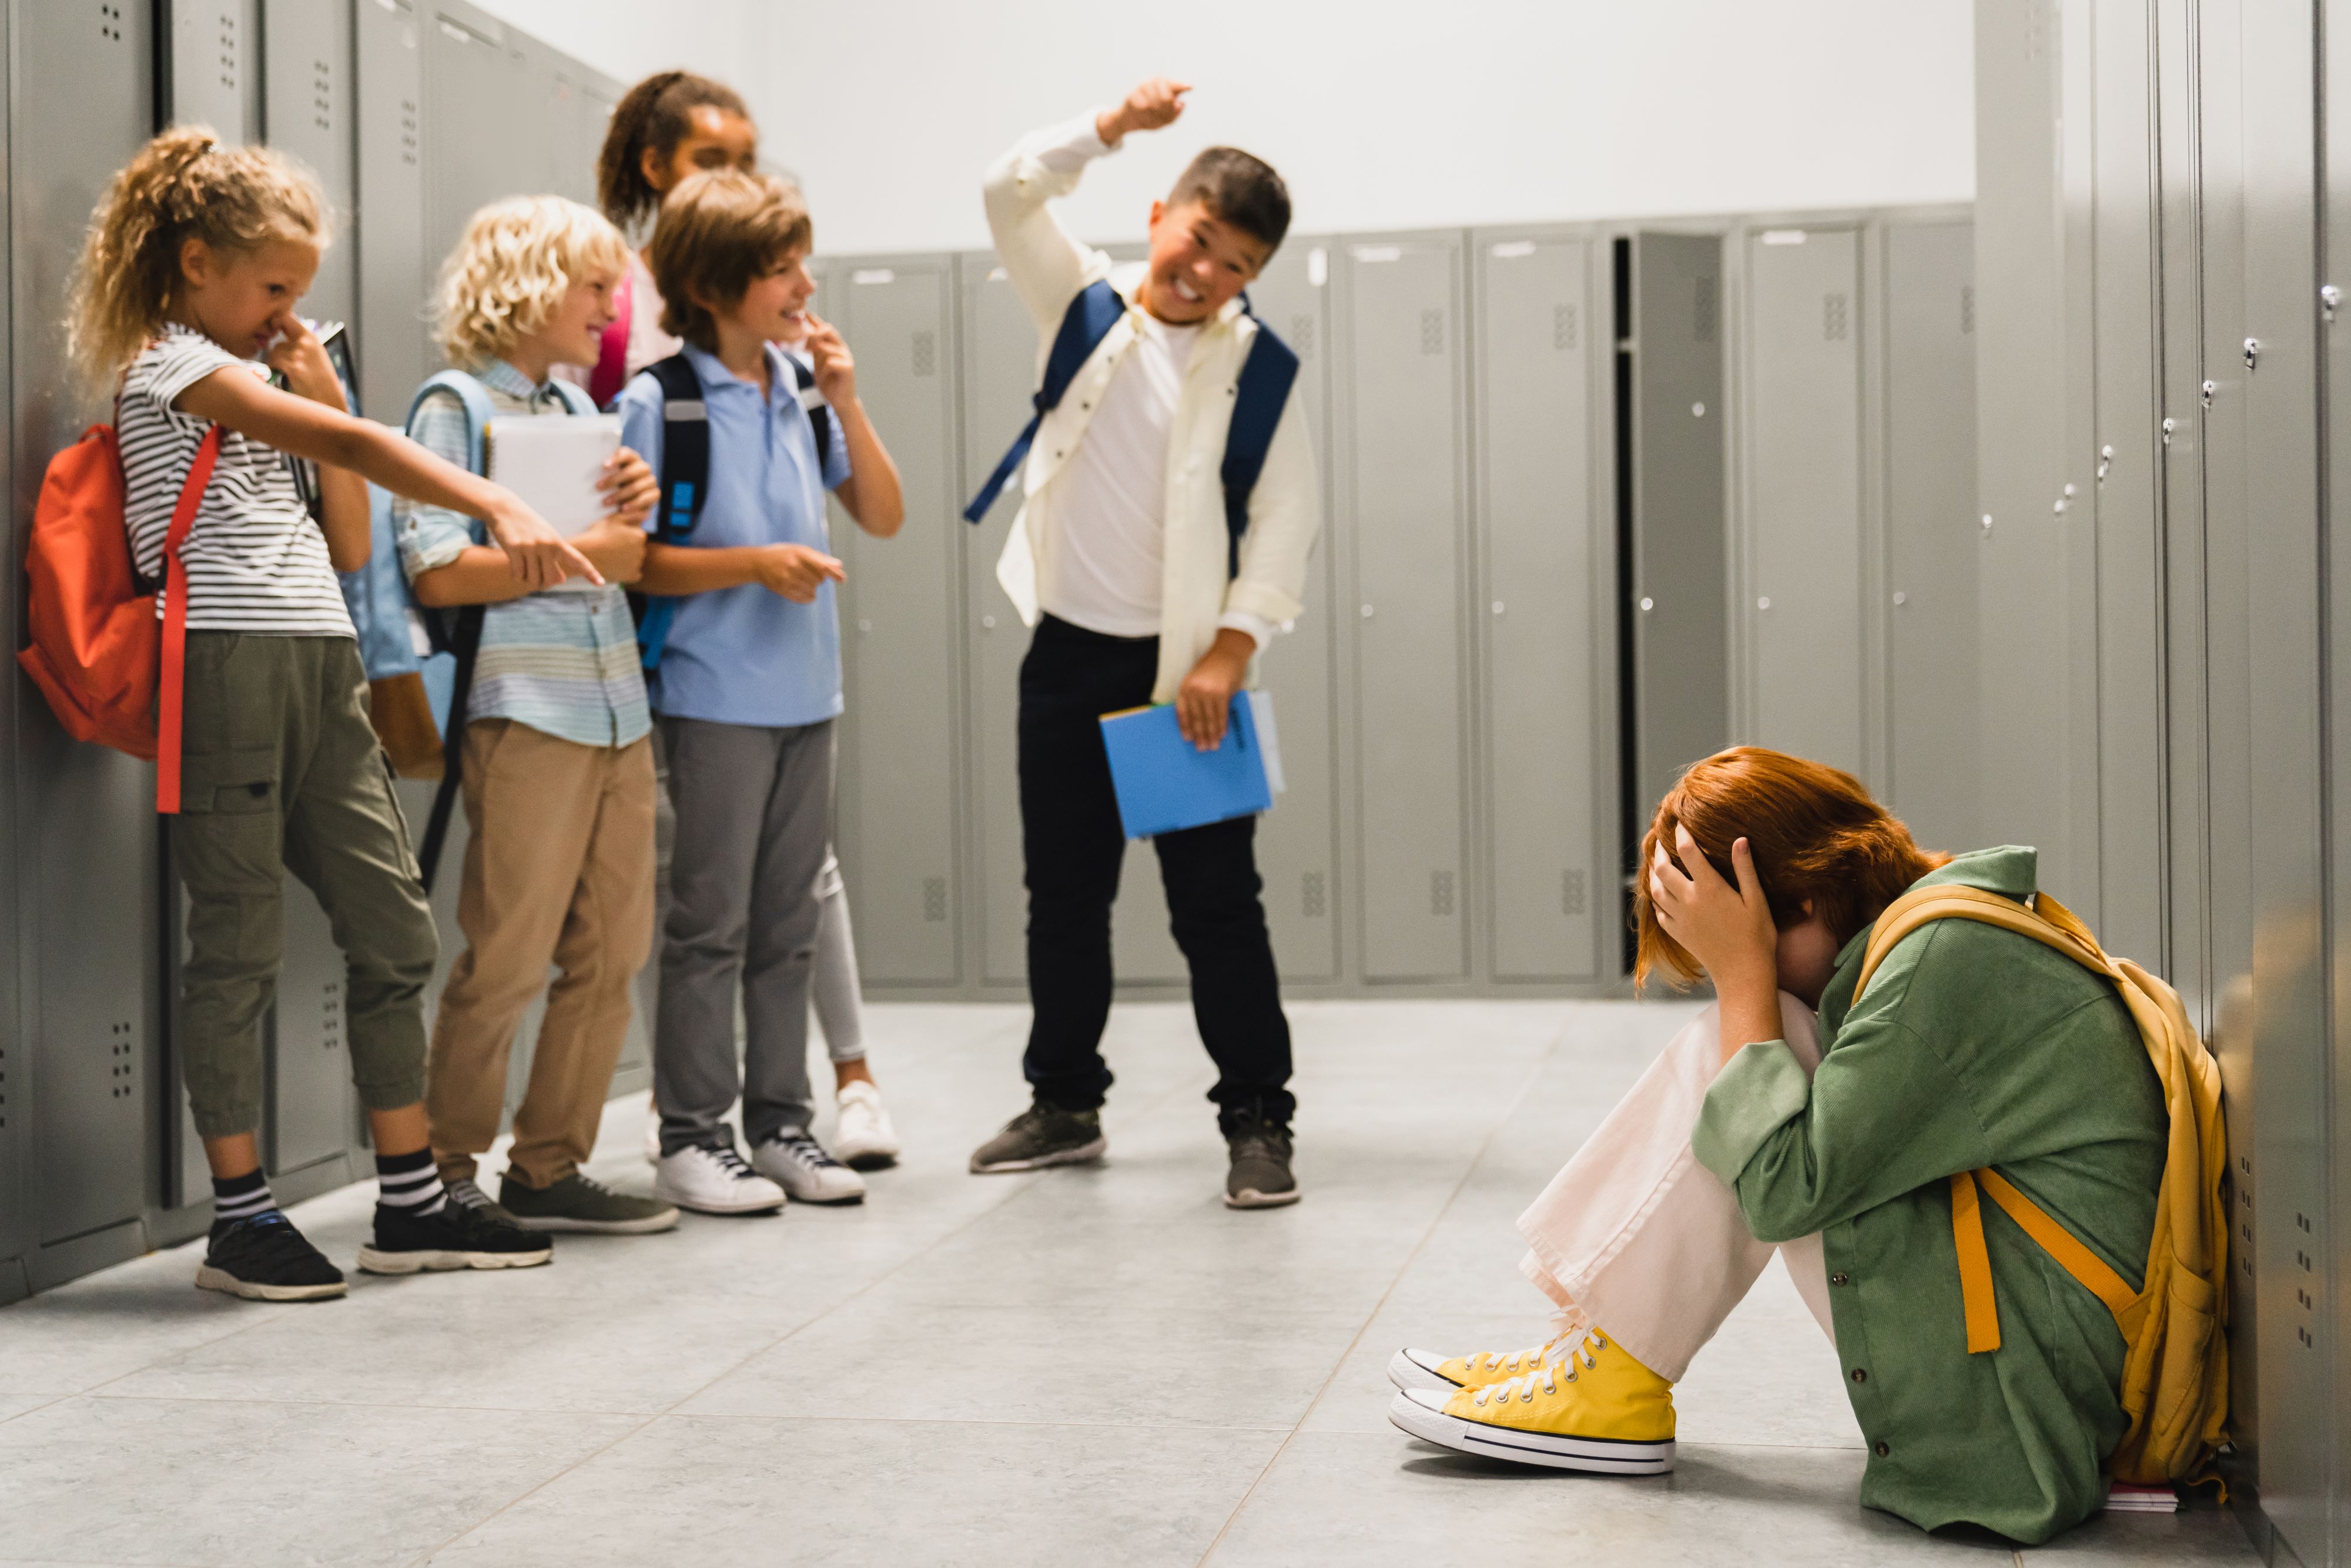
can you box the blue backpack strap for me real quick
[632,353,711,671]
[788,354,835,471]
[549,378,601,417]
[1220,305,1300,579]
[406,369,495,475]
[963,277,1126,524]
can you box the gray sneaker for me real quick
[499,1171,681,1234]
[444,1175,520,1227]
[969,1103,1107,1173]
[1224,1118,1299,1209]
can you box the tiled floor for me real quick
[0,1000,2260,1567]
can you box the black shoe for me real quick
[969,1101,1107,1173]
[1223,1110,1299,1209]
[356,1198,553,1274]
[195,1213,347,1301]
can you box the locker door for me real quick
[831,258,962,984]
[958,255,1035,988]
[355,0,427,425]
[259,0,360,1189]
[1235,241,1339,983]
[2232,1,2334,1554]
[260,0,355,327]
[15,0,159,1252]
[2325,0,2351,1542]
[1882,221,1980,852]
[1742,226,1863,777]
[1475,230,1602,983]
[165,0,257,140]
[1341,234,1469,981]
[421,5,526,307]
[0,5,18,1282]
[1627,232,1727,826]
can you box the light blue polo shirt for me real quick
[615,341,851,729]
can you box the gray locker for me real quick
[2326,0,2351,1543]
[1741,226,1863,779]
[165,0,257,140]
[15,0,160,1269]
[1472,229,1606,983]
[1626,232,1727,832]
[0,1,19,1294]
[260,0,357,331]
[421,4,547,335]
[354,0,427,428]
[1234,242,1340,984]
[1880,220,1979,855]
[826,256,963,986]
[1338,232,1469,981]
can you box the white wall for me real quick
[468,0,1975,256]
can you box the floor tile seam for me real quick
[401,1410,663,1568]
[1192,1030,1563,1567]
[25,1299,309,1406]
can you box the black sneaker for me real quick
[969,1102,1107,1173]
[1223,1110,1300,1209]
[356,1198,553,1274]
[195,1213,347,1302]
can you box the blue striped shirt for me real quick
[394,359,650,749]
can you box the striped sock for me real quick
[374,1146,447,1217]
[210,1168,278,1232]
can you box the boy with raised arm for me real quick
[966,79,1321,1208]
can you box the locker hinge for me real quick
[2200,381,2215,410]
[2242,338,2260,371]
[2097,445,2112,484]
[2161,417,2178,447]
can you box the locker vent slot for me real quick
[912,331,936,378]
[1693,276,1717,343]
[1960,286,1975,335]
[1430,870,1455,916]
[1562,869,1586,916]
[401,100,420,167]
[215,11,239,92]
[1301,871,1325,918]
[1554,304,1577,351]
[99,2,125,43]
[1290,314,1315,359]
[314,59,335,132]
[112,1022,133,1100]
[1823,293,1849,341]
[322,981,344,1053]
[923,877,949,923]
[1419,310,1445,356]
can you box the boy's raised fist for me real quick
[1098,78,1192,147]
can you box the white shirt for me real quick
[1040,310,1200,637]
[983,110,1321,702]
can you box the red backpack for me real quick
[16,420,221,813]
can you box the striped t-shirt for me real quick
[118,324,354,636]
[394,359,649,751]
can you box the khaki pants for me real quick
[427,720,656,1187]
[1516,997,1838,1382]
[174,633,438,1138]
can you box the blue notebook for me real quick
[1099,692,1280,839]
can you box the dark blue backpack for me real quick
[963,279,1299,577]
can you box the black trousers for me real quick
[1017,615,1294,1128]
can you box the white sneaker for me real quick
[834,1081,900,1170]
[643,1108,661,1166]
[653,1143,786,1215]
[752,1132,866,1205]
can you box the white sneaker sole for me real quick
[654,1182,785,1217]
[969,1135,1107,1174]
[509,1209,681,1235]
[194,1265,346,1302]
[1223,1185,1301,1209]
[1387,1389,1674,1474]
[354,1245,550,1275]
[1386,1348,1459,1392]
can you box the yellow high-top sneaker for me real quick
[1387,1327,1676,1474]
[1387,1329,1579,1393]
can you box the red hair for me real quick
[1633,747,1950,989]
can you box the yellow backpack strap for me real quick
[1948,1172,2004,1352]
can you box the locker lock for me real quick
[2243,337,2260,371]
[1892,591,1908,607]
[2097,445,2112,483]
[2323,284,2343,321]
[1639,597,1655,613]
[2162,417,2178,447]
[2201,380,2216,408]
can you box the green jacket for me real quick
[1691,847,2166,1544]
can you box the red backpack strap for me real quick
[588,267,634,408]
[155,425,224,814]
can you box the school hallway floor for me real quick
[0,999,2260,1567]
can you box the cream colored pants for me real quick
[1516,996,1838,1382]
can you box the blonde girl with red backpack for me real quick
[62,127,600,1300]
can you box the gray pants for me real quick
[654,715,835,1152]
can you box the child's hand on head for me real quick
[1647,827,1779,992]
[1097,78,1191,148]
[803,313,856,406]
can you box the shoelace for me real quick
[225,1213,315,1264]
[1471,1330,1607,1408]
[445,1177,493,1211]
[1465,1328,1578,1380]
[704,1144,761,1179]
[766,1134,842,1171]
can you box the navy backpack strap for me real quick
[403,370,498,893]
[963,277,1126,524]
[789,355,835,467]
[630,353,711,671]
[1220,310,1301,579]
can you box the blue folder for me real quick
[1099,693,1275,839]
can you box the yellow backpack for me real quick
[1852,884,2229,1486]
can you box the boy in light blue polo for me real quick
[617,169,906,1217]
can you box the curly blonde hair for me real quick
[67,125,331,386]
[432,195,629,369]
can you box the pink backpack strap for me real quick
[589,267,634,408]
